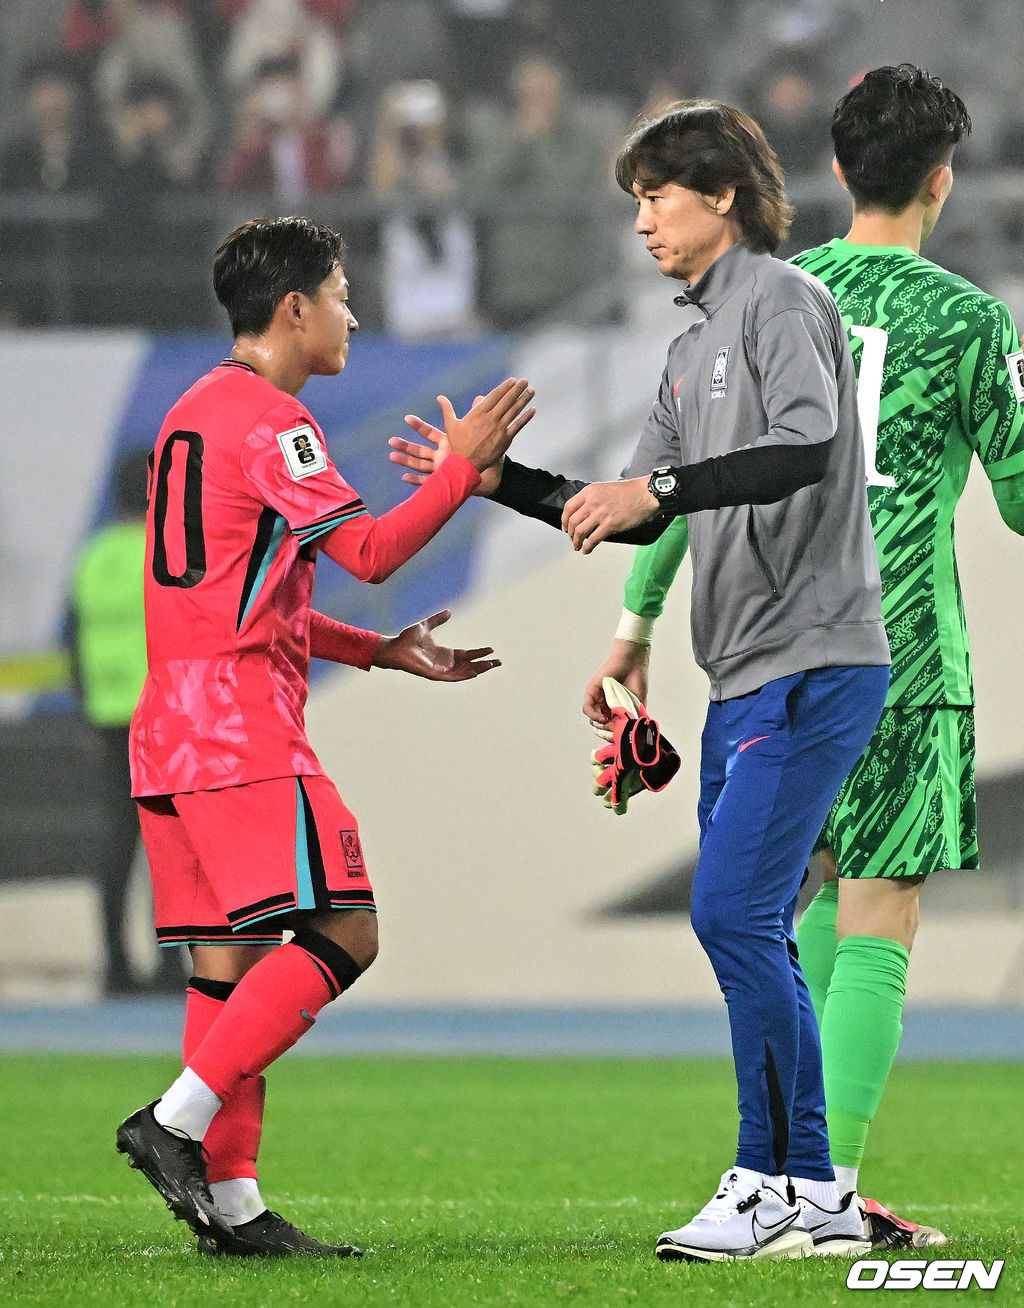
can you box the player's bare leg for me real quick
[836,872,921,953]
[300,905,379,969]
[191,942,276,984]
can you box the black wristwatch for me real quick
[648,465,681,508]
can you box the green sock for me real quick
[821,934,910,1171]
[795,880,839,1026]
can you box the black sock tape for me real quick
[291,928,363,999]
[187,975,237,1002]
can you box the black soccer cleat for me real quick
[196,1209,364,1258]
[116,1101,233,1240]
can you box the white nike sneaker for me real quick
[798,1189,873,1256]
[656,1168,813,1263]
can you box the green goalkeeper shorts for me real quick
[820,706,979,879]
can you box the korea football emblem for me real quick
[340,829,364,874]
[710,346,730,398]
[277,423,328,479]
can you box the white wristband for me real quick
[614,608,655,645]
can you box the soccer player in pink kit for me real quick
[116,217,534,1256]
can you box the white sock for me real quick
[760,1171,793,1201]
[835,1165,859,1199]
[792,1176,841,1210]
[153,1067,222,1142]
[210,1177,265,1226]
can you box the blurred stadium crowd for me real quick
[0,0,1022,335]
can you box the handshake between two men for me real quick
[397,386,680,813]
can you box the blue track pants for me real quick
[690,664,889,1179]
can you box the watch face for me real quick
[652,472,676,496]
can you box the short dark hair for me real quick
[614,100,793,253]
[213,217,346,337]
[831,64,971,213]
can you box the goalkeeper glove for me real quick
[591,677,680,815]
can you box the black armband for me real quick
[490,459,588,527]
[491,458,675,545]
[657,438,835,514]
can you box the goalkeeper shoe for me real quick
[861,1197,947,1249]
[592,677,679,813]
[655,1168,812,1263]
[797,1190,872,1256]
[197,1209,363,1258]
[116,1102,232,1240]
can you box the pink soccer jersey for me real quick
[131,360,479,796]
[130,360,375,795]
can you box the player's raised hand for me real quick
[392,379,534,491]
[373,609,500,682]
[561,478,659,553]
[391,415,506,497]
[442,377,535,471]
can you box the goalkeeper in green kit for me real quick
[585,64,1024,1247]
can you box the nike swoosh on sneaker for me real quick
[300,1009,315,1024]
[752,1208,798,1239]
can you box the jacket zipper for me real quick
[746,511,781,602]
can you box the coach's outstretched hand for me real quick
[390,384,532,496]
[373,609,500,681]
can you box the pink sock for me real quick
[187,943,334,1101]
[183,986,264,1183]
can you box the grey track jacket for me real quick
[493,240,891,701]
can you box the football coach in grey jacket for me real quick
[390,101,891,1263]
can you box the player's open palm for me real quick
[392,380,534,492]
[442,377,535,471]
[392,417,503,498]
[375,610,500,682]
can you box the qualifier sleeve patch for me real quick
[277,424,328,479]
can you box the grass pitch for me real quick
[0,1053,1020,1306]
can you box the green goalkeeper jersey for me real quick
[625,239,1024,707]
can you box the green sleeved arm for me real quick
[992,472,1024,536]
[962,300,1024,471]
[622,515,689,617]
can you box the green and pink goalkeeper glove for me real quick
[591,677,680,815]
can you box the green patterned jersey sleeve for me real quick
[622,514,689,617]
[992,476,1024,535]
[960,299,1024,481]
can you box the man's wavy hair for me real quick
[614,100,793,253]
[213,217,345,337]
[832,64,971,213]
